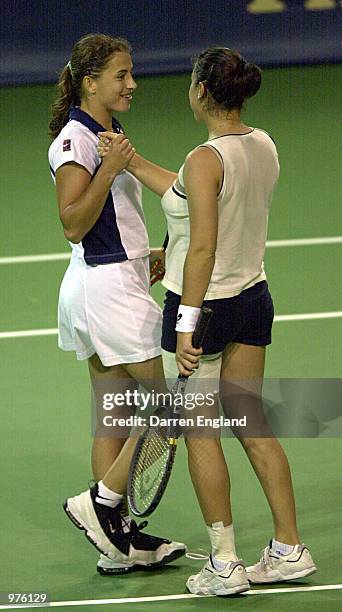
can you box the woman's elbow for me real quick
[188,245,216,259]
[59,213,80,243]
[61,221,81,244]
[59,203,83,243]
[64,228,81,244]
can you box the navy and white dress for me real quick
[48,107,162,366]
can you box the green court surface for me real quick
[1,64,341,611]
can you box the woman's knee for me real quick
[184,435,223,454]
[239,435,279,457]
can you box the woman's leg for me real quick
[65,352,186,568]
[185,435,232,526]
[162,349,232,524]
[89,353,132,481]
[162,348,236,562]
[99,354,169,493]
[91,437,126,482]
[220,342,300,544]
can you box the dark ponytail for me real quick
[49,64,77,140]
[49,33,131,140]
[192,47,262,113]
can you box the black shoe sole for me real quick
[97,547,186,575]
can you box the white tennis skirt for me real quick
[58,252,162,366]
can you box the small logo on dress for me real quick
[177,313,183,323]
[63,139,71,152]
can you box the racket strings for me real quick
[128,308,213,517]
[131,428,172,510]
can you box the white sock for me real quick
[96,481,123,508]
[207,522,238,568]
[271,538,295,556]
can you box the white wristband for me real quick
[175,305,201,332]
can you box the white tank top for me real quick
[161,128,280,299]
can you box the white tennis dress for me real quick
[48,107,162,365]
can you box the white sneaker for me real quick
[64,484,186,573]
[186,555,250,596]
[246,543,317,583]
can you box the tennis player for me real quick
[48,33,185,575]
[98,47,316,595]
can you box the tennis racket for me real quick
[127,306,213,517]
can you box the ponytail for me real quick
[49,64,79,140]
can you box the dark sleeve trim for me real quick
[172,185,187,200]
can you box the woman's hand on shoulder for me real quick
[97,131,135,175]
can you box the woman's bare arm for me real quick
[98,131,177,197]
[56,134,134,243]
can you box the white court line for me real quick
[0,253,70,265]
[266,236,342,248]
[0,584,341,610]
[0,236,341,265]
[0,311,341,340]
[0,329,59,339]
[275,311,342,322]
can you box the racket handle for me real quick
[162,232,169,250]
[192,306,213,349]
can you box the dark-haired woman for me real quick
[48,33,185,575]
[99,47,316,595]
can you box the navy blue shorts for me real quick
[162,281,274,355]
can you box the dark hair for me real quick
[192,47,261,113]
[49,33,131,139]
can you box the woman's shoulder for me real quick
[51,120,96,149]
[50,118,96,149]
[48,120,98,173]
[60,120,97,143]
[252,127,277,146]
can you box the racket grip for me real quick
[192,307,213,349]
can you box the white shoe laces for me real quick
[186,548,210,561]
[261,547,272,569]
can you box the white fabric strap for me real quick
[175,304,201,332]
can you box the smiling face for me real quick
[84,51,137,113]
